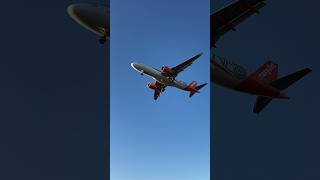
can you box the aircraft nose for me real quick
[131,62,142,71]
[131,62,138,69]
[67,4,87,20]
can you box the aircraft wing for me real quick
[153,81,166,100]
[171,53,203,77]
[211,0,266,47]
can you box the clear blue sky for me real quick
[212,0,320,180]
[110,0,210,180]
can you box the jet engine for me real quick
[161,66,173,75]
[147,83,157,90]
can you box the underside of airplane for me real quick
[131,53,207,100]
[67,3,109,44]
[211,0,311,113]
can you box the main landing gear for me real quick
[99,28,108,44]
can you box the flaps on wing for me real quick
[171,53,203,76]
[211,0,266,47]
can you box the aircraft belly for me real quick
[211,62,241,89]
[145,69,171,85]
[171,80,188,90]
[69,4,109,37]
[89,8,109,34]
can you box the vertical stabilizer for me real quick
[250,61,278,82]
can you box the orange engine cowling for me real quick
[161,66,173,75]
[147,82,157,90]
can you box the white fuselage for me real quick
[67,3,109,39]
[211,55,247,89]
[131,63,190,91]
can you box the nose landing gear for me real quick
[98,28,108,44]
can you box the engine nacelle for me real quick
[161,66,173,75]
[147,82,157,90]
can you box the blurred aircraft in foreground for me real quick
[211,0,311,113]
[67,3,109,44]
[212,57,311,113]
[131,53,207,100]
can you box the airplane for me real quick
[67,3,109,44]
[131,53,207,100]
[211,0,312,113]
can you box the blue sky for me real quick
[212,0,320,179]
[110,0,210,180]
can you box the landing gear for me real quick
[98,27,108,44]
[140,70,144,75]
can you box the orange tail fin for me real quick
[250,61,278,82]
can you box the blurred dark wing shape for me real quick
[211,0,266,47]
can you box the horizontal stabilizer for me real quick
[253,96,273,114]
[189,83,207,97]
[253,68,311,114]
[270,68,312,90]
